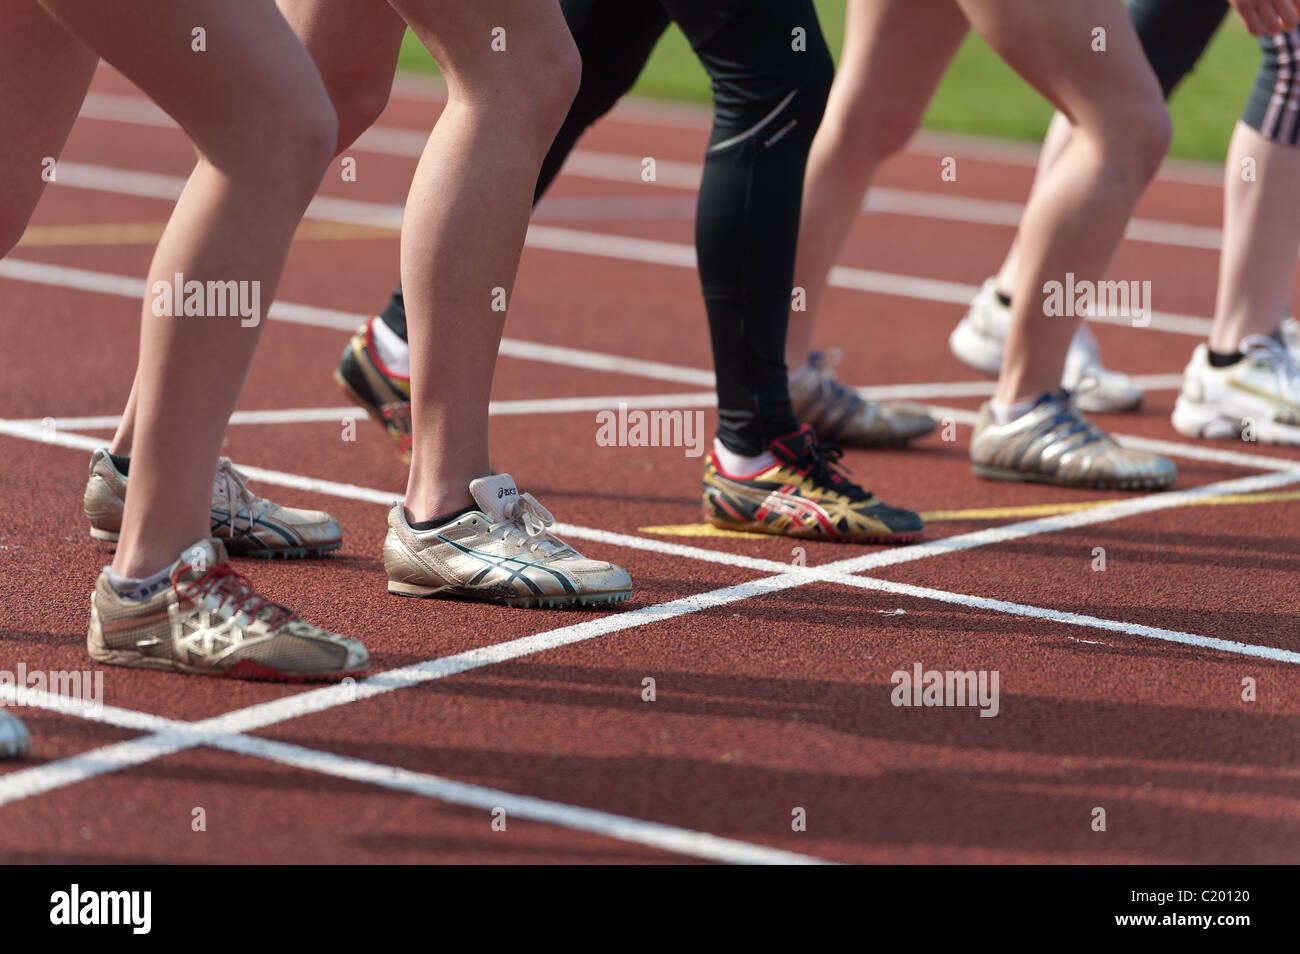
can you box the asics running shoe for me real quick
[0,711,30,759]
[335,319,412,464]
[971,391,1176,489]
[383,474,632,607]
[951,278,1143,412]
[84,450,341,558]
[702,424,923,543]
[788,349,934,446]
[87,538,369,681]
[1172,336,1300,446]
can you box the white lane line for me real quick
[0,689,824,864]
[77,93,1229,255]
[0,257,713,386]
[13,420,1300,656]
[830,469,1300,577]
[211,733,827,865]
[3,434,1296,833]
[26,160,1219,338]
[832,576,1300,664]
[12,394,723,433]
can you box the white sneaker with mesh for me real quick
[951,278,1144,412]
[384,474,631,608]
[1281,316,1300,358]
[1172,336,1300,446]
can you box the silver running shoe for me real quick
[0,711,30,759]
[85,450,342,558]
[87,538,369,681]
[384,474,632,608]
[788,349,934,446]
[970,392,1176,490]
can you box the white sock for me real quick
[370,316,410,377]
[989,397,1037,426]
[712,438,777,477]
[104,564,172,602]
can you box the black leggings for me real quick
[381,0,833,456]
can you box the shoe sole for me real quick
[971,462,1175,491]
[1074,392,1144,414]
[87,526,340,559]
[704,515,922,545]
[1172,399,1300,447]
[87,645,366,682]
[387,579,631,609]
[87,609,367,682]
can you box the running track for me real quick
[1,66,1298,864]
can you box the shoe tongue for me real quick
[468,473,521,525]
[175,537,227,577]
[769,424,815,465]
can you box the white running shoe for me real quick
[383,474,632,607]
[1281,316,1300,358]
[1171,336,1300,446]
[951,278,1144,413]
[0,710,30,759]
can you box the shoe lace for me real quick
[493,493,562,553]
[801,440,871,502]
[215,459,272,534]
[809,348,863,409]
[1241,334,1300,396]
[1040,393,1106,446]
[172,561,297,629]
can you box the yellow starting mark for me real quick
[639,488,1300,538]
[16,220,397,248]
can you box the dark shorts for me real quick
[1243,29,1300,143]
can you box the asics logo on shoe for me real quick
[498,486,517,500]
[760,490,833,530]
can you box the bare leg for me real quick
[0,2,97,256]
[1209,121,1300,352]
[35,0,338,577]
[101,0,407,461]
[789,0,967,367]
[992,111,1072,298]
[387,0,580,520]
[951,0,1171,406]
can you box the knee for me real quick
[331,74,393,153]
[1098,98,1172,189]
[818,79,924,168]
[216,92,338,207]
[522,37,583,148]
[469,34,580,154]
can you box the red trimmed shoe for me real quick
[702,425,923,543]
[335,319,413,465]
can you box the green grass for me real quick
[397,2,1261,163]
